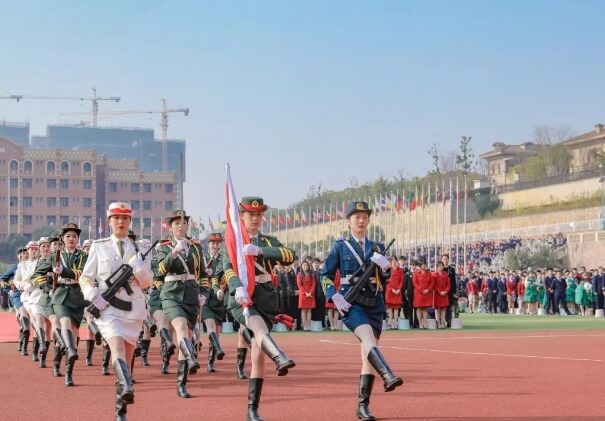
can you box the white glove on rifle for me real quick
[216,289,225,301]
[82,285,109,310]
[172,239,189,255]
[243,244,261,256]
[128,253,145,272]
[53,264,63,275]
[331,292,351,316]
[370,252,390,271]
[198,294,207,307]
[235,286,250,306]
[92,294,109,311]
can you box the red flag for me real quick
[224,164,256,300]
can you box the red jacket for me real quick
[506,279,516,295]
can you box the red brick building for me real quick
[0,136,177,241]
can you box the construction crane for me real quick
[0,87,121,127]
[62,98,190,172]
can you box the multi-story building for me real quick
[0,136,177,241]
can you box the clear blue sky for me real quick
[2,0,604,222]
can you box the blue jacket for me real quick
[0,263,18,282]
[487,278,498,293]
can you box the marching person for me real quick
[223,197,296,421]
[155,209,209,399]
[203,232,228,373]
[79,202,153,420]
[296,260,316,331]
[13,242,39,356]
[385,256,403,329]
[321,201,403,421]
[7,248,28,353]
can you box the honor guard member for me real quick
[136,238,155,367]
[10,248,30,353]
[13,241,39,356]
[81,237,103,367]
[203,232,228,373]
[223,197,297,421]
[155,209,209,399]
[29,237,54,368]
[79,202,153,421]
[321,201,403,421]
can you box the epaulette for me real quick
[261,234,277,241]
[335,236,345,242]
[93,237,111,243]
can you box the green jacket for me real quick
[154,237,209,290]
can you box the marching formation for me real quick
[1,198,404,421]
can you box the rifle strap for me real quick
[342,240,364,267]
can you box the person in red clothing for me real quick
[297,261,316,331]
[516,276,526,314]
[412,258,434,329]
[466,275,479,313]
[385,256,403,329]
[325,271,341,330]
[506,274,517,314]
[432,262,451,328]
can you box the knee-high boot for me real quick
[64,358,75,387]
[208,331,225,360]
[260,335,295,376]
[207,343,216,373]
[32,335,40,362]
[140,339,151,366]
[115,383,128,421]
[37,327,47,354]
[61,329,78,364]
[88,319,102,345]
[85,339,95,366]
[52,341,63,377]
[113,358,135,404]
[39,340,50,368]
[160,336,171,375]
[177,360,191,398]
[356,374,376,421]
[367,347,403,392]
[179,338,200,374]
[236,347,248,380]
[247,378,264,421]
[101,343,111,376]
[159,328,175,356]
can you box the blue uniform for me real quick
[486,278,498,313]
[497,277,507,313]
[321,235,389,339]
[1,263,22,308]
[592,274,604,310]
[544,276,556,314]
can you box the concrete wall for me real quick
[499,177,601,210]
[566,231,605,268]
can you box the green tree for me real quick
[456,136,475,175]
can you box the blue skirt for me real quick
[9,290,22,309]
[339,285,385,339]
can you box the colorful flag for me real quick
[294,209,301,223]
[208,216,215,231]
[301,208,307,224]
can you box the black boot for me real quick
[140,339,151,367]
[179,338,200,375]
[237,347,248,380]
[54,328,66,350]
[260,335,295,376]
[85,339,95,366]
[115,383,128,421]
[113,358,134,404]
[62,329,78,364]
[88,319,103,345]
[37,328,48,354]
[21,319,30,356]
[160,337,170,375]
[17,329,23,352]
[101,343,111,376]
[247,378,264,421]
[177,360,191,398]
[160,328,175,357]
[242,327,253,347]
[367,347,403,392]
[52,343,63,377]
[32,336,40,362]
[39,341,50,368]
[208,331,225,360]
[356,374,377,421]
[64,359,75,387]
[130,353,136,385]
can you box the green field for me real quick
[449,313,605,331]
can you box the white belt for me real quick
[58,278,79,285]
[165,274,195,282]
[340,275,352,285]
[255,274,272,284]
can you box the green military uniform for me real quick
[223,199,295,330]
[52,247,87,324]
[31,253,56,316]
[149,253,163,314]
[202,247,227,323]
[155,210,209,329]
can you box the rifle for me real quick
[343,238,396,305]
[53,238,62,292]
[87,240,159,318]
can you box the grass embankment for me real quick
[484,194,600,220]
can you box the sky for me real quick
[1,0,605,222]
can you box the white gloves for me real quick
[128,253,145,272]
[331,292,351,316]
[92,294,109,311]
[198,294,207,307]
[172,239,189,255]
[243,244,261,256]
[370,252,390,271]
[23,284,33,294]
[137,239,151,249]
[83,285,109,311]
[216,289,225,301]
[53,264,63,275]
[235,286,250,306]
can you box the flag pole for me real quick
[463,173,468,276]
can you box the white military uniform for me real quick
[80,235,153,345]
[13,260,44,314]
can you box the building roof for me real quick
[562,124,605,147]
[107,171,176,183]
[479,142,543,160]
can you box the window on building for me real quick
[60,179,69,189]
[143,201,151,210]
[83,216,91,227]
[47,197,57,207]
[47,215,56,226]
[165,183,173,193]
[83,179,92,189]
[132,218,140,228]
[24,215,32,225]
[10,178,18,188]
[23,179,32,188]
[10,215,17,224]
[83,198,92,208]
[60,161,69,175]
[9,160,18,173]
[23,197,32,207]
[9,196,17,207]
[109,182,117,193]
[143,183,152,193]
[131,183,140,193]
[143,217,151,228]
[165,200,173,210]
[83,162,92,175]
[47,179,56,189]
[60,197,69,208]
[47,161,56,175]
[24,160,33,174]
[60,216,69,225]
[131,200,140,210]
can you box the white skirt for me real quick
[95,286,147,345]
